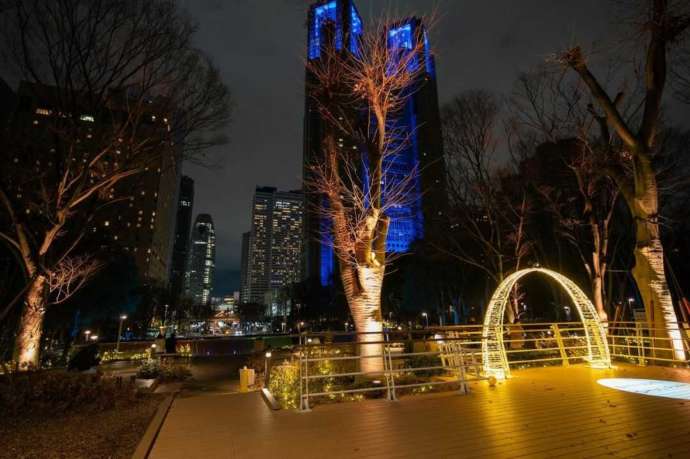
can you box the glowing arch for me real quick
[482,267,611,379]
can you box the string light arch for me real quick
[482,267,611,379]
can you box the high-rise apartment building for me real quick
[8,82,180,286]
[170,176,194,298]
[302,1,446,287]
[188,214,216,305]
[240,187,303,308]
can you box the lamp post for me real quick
[84,329,91,343]
[116,314,127,353]
[264,351,272,386]
[422,312,429,328]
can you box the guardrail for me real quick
[297,330,486,411]
[292,321,689,410]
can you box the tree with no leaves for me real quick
[441,90,533,323]
[510,68,624,322]
[306,18,428,373]
[0,0,231,367]
[556,0,689,358]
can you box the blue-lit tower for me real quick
[383,18,446,252]
[303,2,446,289]
[303,0,363,288]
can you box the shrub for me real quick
[268,361,299,409]
[67,344,101,371]
[136,360,192,382]
[0,370,139,418]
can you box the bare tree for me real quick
[555,0,689,358]
[510,69,625,322]
[305,18,428,373]
[0,0,231,367]
[440,90,533,323]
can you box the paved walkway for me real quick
[149,364,690,458]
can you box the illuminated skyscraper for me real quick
[170,175,194,299]
[303,1,446,287]
[241,187,303,306]
[10,81,180,286]
[188,214,216,305]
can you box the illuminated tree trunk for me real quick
[591,274,607,322]
[342,265,385,374]
[632,219,684,360]
[15,275,47,368]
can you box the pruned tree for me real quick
[0,0,231,367]
[555,0,689,358]
[440,90,533,323]
[305,18,428,373]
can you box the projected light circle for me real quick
[598,378,690,400]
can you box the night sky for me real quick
[178,1,632,295]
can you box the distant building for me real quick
[240,187,303,310]
[9,81,180,285]
[239,231,251,303]
[170,176,194,298]
[187,214,216,305]
[302,1,447,287]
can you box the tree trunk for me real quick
[629,154,684,360]
[15,275,48,368]
[591,275,607,323]
[342,265,385,374]
[632,234,685,360]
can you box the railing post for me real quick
[456,342,469,395]
[551,324,569,367]
[384,332,396,401]
[635,323,646,366]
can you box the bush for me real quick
[0,370,139,418]
[268,362,299,409]
[67,344,101,371]
[136,360,192,382]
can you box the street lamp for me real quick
[84,329,91,343]
[422,312,429,328]
[116,314,128,353]
[90,335,99,341]
[264,351,272,386]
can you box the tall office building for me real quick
[9,82,180,285]
[170,175,194,298]
[239,231,251,303]
[302,1,446,286]
[187,214,216,305]
[240,187,303,309]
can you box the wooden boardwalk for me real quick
[149,364,690,458]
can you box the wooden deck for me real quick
[149,364,690,458]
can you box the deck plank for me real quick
[150,364,690,458]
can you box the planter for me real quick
[135,378,157,390]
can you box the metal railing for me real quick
[297,330,486,411]
[293,321,690,410]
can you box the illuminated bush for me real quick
[269,361,299,409]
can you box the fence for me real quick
[297,329,487,411]
[294,321,690,410]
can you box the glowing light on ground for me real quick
[482,267,611,379]
[598,378,690,400]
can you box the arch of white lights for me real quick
[482,267,611,379]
